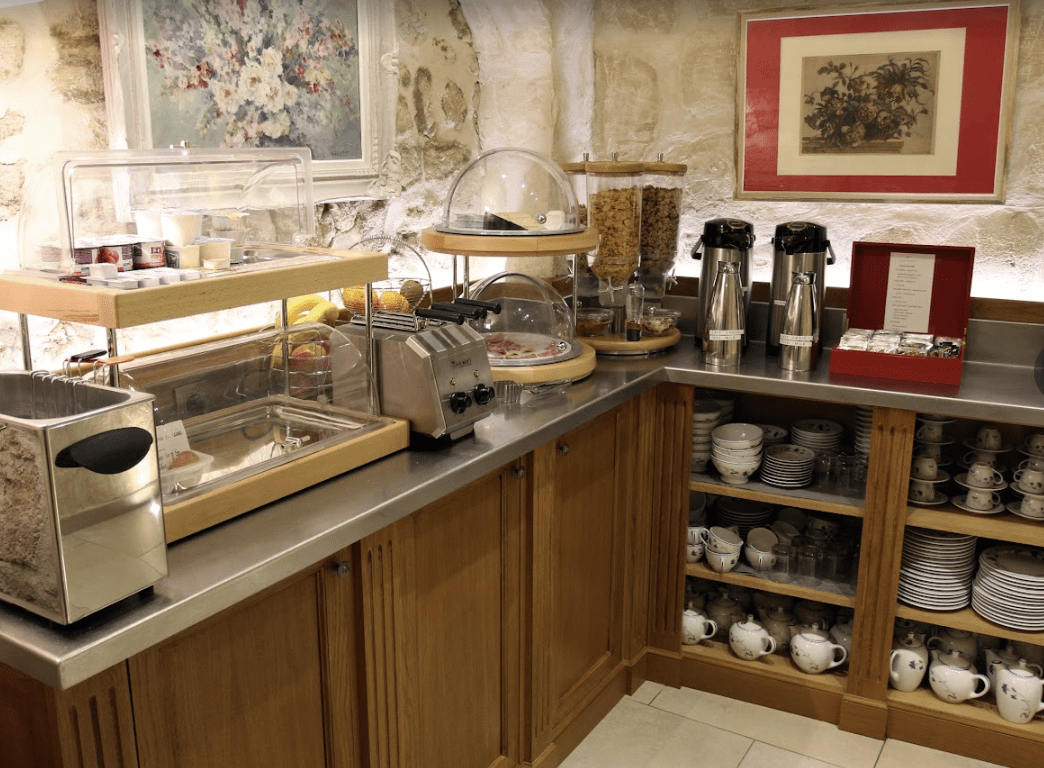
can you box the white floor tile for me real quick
[739,742,843,768]
[559,697,753,768]
[875,738,1007,768]
[650,687,883,768]
[629,680,665,705]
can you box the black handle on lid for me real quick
[68,349,108,363]
[698,218,756,252]
[773,221,829,254]
[453,297,502,314]
[54,426,154,475]
[432,301,485,320]
[416,307,468,325]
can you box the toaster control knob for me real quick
[473,383,495,406]
[449,391,473,414]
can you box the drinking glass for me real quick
[769,543,795,583]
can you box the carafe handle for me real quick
[690,236,704,260]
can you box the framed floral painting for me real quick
[98,0,395,200]
[736,1,1020,202]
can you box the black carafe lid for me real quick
[773,222,829,254]
[699,218,755,251]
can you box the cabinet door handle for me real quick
[513,465,526,478]
[557,443,570,456]
[332,561,351,578]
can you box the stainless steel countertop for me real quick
[3,320,1044,690]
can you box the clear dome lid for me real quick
[467,272,581,367]
[438,148,583,236]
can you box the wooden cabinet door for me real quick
[530,402,634,758]
[128,546,362,768]
[358,462,526,768]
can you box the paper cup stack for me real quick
[711,423,764,485]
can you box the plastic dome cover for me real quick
[468,272,582,366]
[438,147,582,235]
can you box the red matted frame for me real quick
[736,1,1019,202]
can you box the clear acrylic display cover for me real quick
[468,271,582,366]
[437,147,583,236]
[19,147,315,275]
[119,321,382,505]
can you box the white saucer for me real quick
[962,438,1013,453]
[1011,486,1044,500]
[953,473,1006,491]
[952,495,1006,515]
[911,470,952,484]
[1007,501,1044,521]
[908,490,948,506]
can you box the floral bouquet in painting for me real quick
[143,0,360,159]
[802,56,935,154]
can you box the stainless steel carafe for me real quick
[692,219,755,342]
[779,271,819,372]
[702,261,745,367]
[767,222,834,353]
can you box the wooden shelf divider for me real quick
[906,504,1044,548]
[894,603,1044,645]
[686,562,857,609]
[682,638,848,694]
[690,474,864,518]
[889,687,1044,744]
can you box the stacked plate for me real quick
[691,399,723,473]
[755,424,789,447]
[693,388,735,423]
[898,527,978,610]
[971,545,1044,631]
[759,444,816,488]
[854,407,873,455]
[791,418,844,454]
[715,497,774,540]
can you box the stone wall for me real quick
[2,0,1043,371]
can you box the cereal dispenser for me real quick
[639,157,687,303]
[585,160,643,311]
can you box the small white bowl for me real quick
[712,456,760,485]
[713,443,763,459]
[706,525,743,553]
[712,422,765,448]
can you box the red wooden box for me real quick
[828,241,974,387]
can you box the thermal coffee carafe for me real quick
[779,271,818,372]
[692,218,755,342]
[702,261,745,367]
[767,222,835,354]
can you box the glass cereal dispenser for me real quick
[639,157,687,303]
[585,159,643,308]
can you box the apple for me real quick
[288,342,329,374]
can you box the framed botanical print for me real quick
[736,1,1020,202]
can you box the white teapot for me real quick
[985,643,1022,691]
[889,632,929,692]
[927,627,978,661]
[829,618,854,657]
[729,615,776,661]
[995,659,1044,724]
[706,591,745,642]
[681,609,717,646]
[790,627,847,674]
[928,651,990,704]
[761,607,796,654]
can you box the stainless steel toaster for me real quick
[339,312,497,440]
[0,371,166,624]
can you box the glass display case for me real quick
[120,322,382,508]
[437,147,583,236]
[19,147,315,277]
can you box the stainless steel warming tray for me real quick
[0,371,166,624]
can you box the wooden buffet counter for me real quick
[3,309,1044,768]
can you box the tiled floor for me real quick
[559,682,1006,768]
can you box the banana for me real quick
[275,295,338,327]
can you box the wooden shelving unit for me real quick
[895,603,1044,645]
[681,638,847,694]
[686,562,856,609]
[690,473,864,518]
[907,503,1044,547]
[0,248,385,328]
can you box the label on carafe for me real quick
[780,333,813,348]
[708,329,744,341]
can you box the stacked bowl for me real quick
[711,423,764,485]
[692,400,724,473]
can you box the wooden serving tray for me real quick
[162,417,409,542]
[489,341,596,385]
[584,327,681,355]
